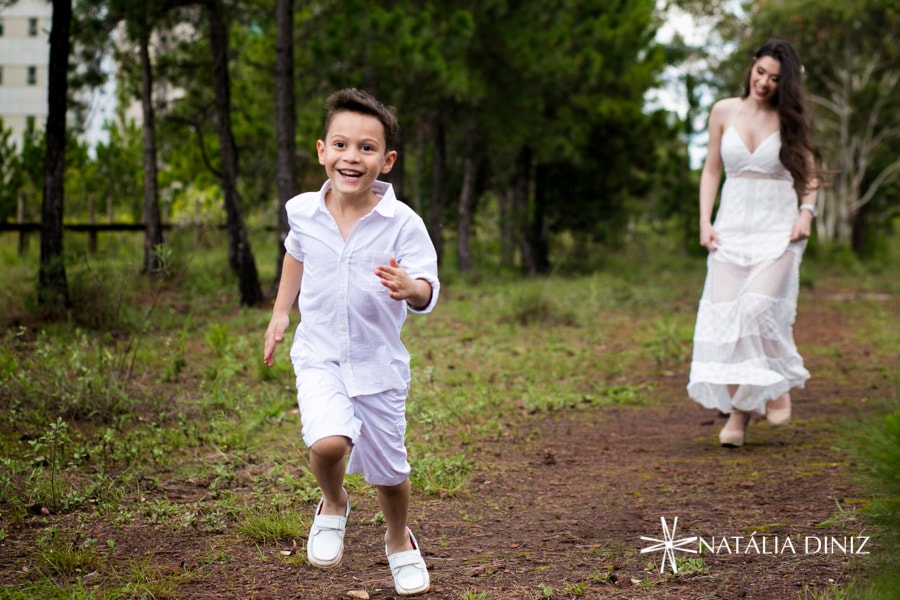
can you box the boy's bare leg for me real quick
[309,435,351,514]
[377,479,412,554]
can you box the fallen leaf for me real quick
[346,591,369,600]
[280,539,298,556]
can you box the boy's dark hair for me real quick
[323,88,400,152]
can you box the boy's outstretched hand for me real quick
[375,257,432,309]
[264,313,290,367]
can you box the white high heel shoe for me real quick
[719,412,750,448]
[766,395,791,427]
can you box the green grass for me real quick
[0,227,897,597]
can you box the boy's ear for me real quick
[381,150,398,174]
[316,139,326,165]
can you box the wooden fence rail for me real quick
[0,222,175,255]
[2,223,278,256]
[0,223,152,232]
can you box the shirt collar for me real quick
[317,179,398,217]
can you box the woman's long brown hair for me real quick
[742,39,819,195]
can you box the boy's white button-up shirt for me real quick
[284,179,440,397]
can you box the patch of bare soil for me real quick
[1,291,895,600]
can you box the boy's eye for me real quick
[334,141,346,148]
[362,144,374,152]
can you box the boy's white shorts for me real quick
[295,365,410,487]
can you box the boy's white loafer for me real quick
[306,490,350,569]
[386,528,430,596]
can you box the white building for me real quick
[0,0,52,148]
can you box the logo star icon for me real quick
[640,516,698,574]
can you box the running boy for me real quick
[263,88,439,596]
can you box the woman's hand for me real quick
[790,211,813,241]
[700,222,721,252]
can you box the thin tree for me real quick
[136,12,164,273]
[426,106,446,263]
[456,116,477,272]
[205,0,264,306]
[39,0,73,308]
[271,0,298,295]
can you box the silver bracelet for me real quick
[799,204,817,218]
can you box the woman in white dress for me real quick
[688,39,819,447]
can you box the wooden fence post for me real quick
[17,191,27,256]
[88,193,98,253]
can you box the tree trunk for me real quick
[271,0,297,296]
[207,0,263,306]
[851,204,867,256]
[498,187,515,268]
[390,135,404,200]
[409,119,426,214]
[512,146,539,275]
[427,108,446,264]
[140,28,164,274]
[38,0,72,308]
[528,164,550,274]
[457,117,477,273]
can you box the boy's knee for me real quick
[376,478,410,495]
[309,435,351,461]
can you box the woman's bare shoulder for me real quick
[710,97,742,118]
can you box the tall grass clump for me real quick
[846,403,900,599]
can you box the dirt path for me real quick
[165,388,873,600]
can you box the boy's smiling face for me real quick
[317,110,397,202]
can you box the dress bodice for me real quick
[721,126,791,181]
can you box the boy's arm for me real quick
[264,254,304,367]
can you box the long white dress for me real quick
[688,126,810,415]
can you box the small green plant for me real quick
[118,554,197,598]
[588,568,611,583]
[238,510,306,544]
[797,584,850,600]
[28,417,72,510]
[37,527,102,578]
[409,452,470,496]
[460,590,492,600]
[563,580,588,596]
[674,556,707,576]
[538,582,554,597]
[644,316,692,368]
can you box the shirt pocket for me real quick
[353,250,392,293]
